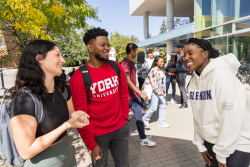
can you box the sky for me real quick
[86,0,166,41]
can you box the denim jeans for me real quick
[143,85,166,125]
[129,96,146,140]
[165,75,176,100]
[92,123,129,167]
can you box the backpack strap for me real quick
[24,91,43,125]
[79,64,92,104]
[107,60,121,83]
[56,86,68,101]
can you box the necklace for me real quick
[48,90,55,103]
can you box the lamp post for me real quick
[0,51,5,90]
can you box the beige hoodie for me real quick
[188,53,250,164]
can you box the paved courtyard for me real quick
[1,73,250,167]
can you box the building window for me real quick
[211,23,232,37]
[233,32,250,67]
[209,36,233,55]
[195,29,211,39]
[211,0,234,26]
[235,0,250,19]
[195,0,212,31]
[235,19,250,31]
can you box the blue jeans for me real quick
[129,96,146,140]
[165,75,176,100]
[143,85,166,125]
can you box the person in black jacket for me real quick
[171,43,188,109]
[165,53,177,104]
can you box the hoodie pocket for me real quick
[197,123,219,143]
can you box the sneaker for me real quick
[170,99,177,104]
[143,118,150,127]
[158,122,170,128]
[140,136,156,147]
[179,104,184,109]
[179,104,188,110]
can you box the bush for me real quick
[63,58,78,67]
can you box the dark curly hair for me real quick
[10,40,66,101]
[83,27,109,45]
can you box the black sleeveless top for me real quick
[10,85,72,144]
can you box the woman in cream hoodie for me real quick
[185,38,250,167]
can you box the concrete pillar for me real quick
[166,41,174,62]
[166,0,174,63]
[143,12,149,39]
[144,46,147,58]
[166,0,174,31]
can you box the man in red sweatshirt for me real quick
[69,28,130,167]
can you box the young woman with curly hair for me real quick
[9,40,89,167]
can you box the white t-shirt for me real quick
[159,70,165,84]
[146,58,154,68]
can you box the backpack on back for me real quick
[79,60,120,104]
[0,87,67,165]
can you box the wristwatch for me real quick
[125,119,130,122]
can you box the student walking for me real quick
[172,43,188,109]
[135,51,150,90]
[9,40,89,167]
[165,56,176,104]
[146,50,154,68]
[185,38,250,167]
[143,56,170,128]
[121,43,156,147]
[69,28,130,167]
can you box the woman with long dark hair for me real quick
[185,38,250,167]
[142,56,170,128]
[136,51,150,90]
[9,40,89,167]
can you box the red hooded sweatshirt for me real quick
[69,61,129,151]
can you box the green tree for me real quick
[0,0,98,54]
[160,19,167,34]
[109,32,140,62]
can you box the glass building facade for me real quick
[195,0,250,67]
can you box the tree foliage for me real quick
[160,19,167,34]
[174,17,190,28]
[109,32,140,62]
[0,0,98,53]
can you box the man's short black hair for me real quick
[126,43,138,54]
[176,43,184,49]
[83,27,109,45]
[146,50,153,54]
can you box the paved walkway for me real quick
[1,75,250,167]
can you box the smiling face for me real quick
[38,46,65,77]
[147,52,154,59]
[88,36,110,61]
[184,43,209,74]
[156,58,165,68]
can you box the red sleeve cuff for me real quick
[84,139,98,151]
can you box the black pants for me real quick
[138,77,145,90]
[204,141,250,167]
[92,123,129,167]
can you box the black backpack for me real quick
[79,60,120,104]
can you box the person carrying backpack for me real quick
[69,28,130,167]
[5,40,89,167]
